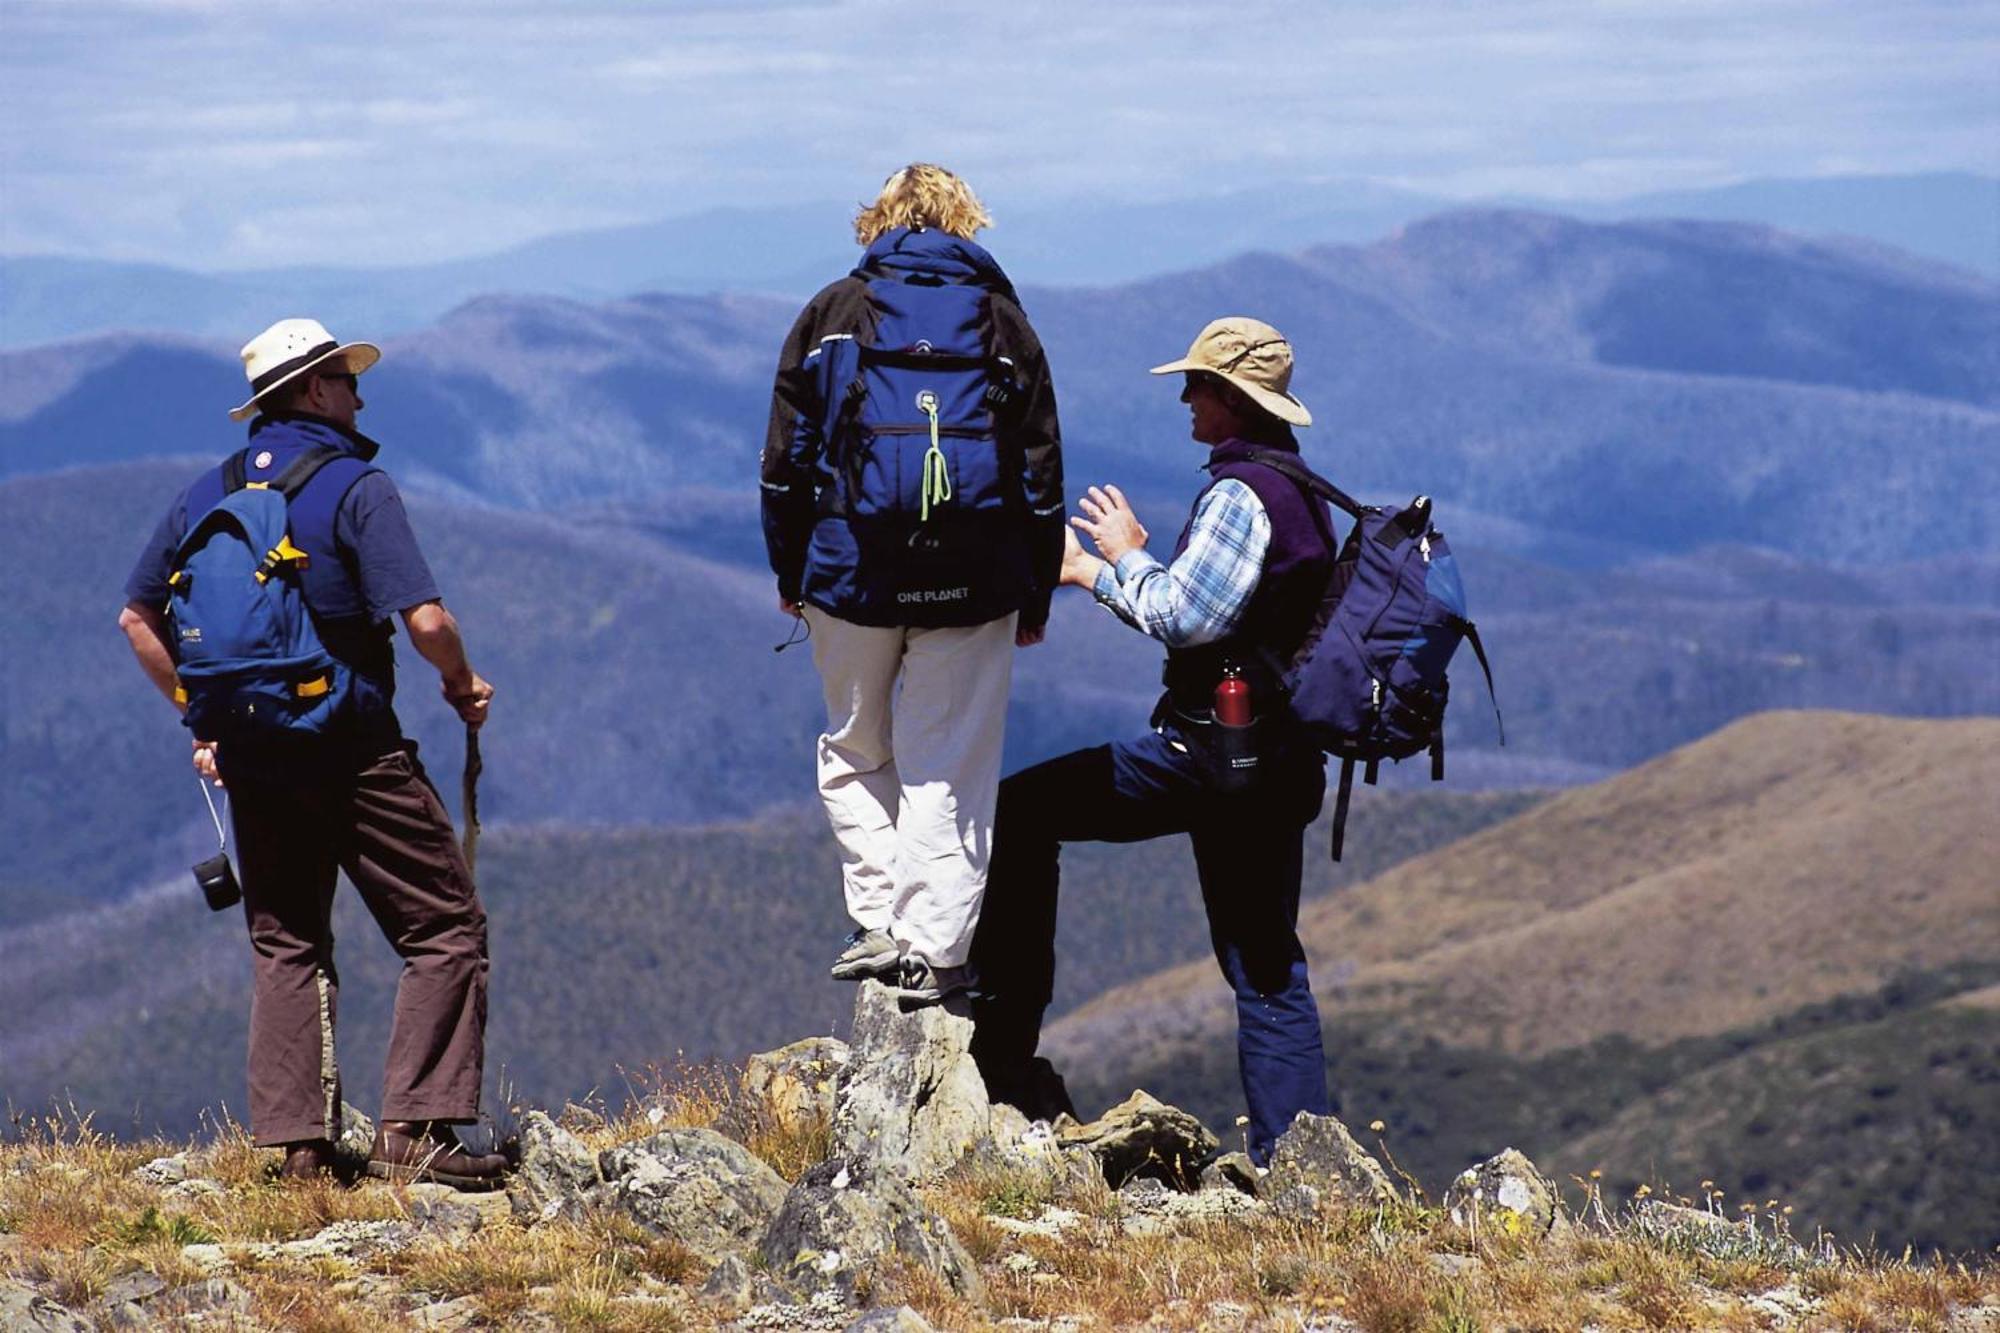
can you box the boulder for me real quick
[1199,1151,1263,1197]
[1443,1148,1561,1240]
[599,1128,790,1261]
[131,1154,188,1187]
[507,1111,603,1225]
[1054,1091,1218,1187]
[1261,1112,1399,1212]
[744,1037,850,1132]
[697,1253,797,1311]
[831,980,992,1182]
[334,1101,376,1176]
[759,1155,985,1304]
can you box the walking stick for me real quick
[461,724,482,879]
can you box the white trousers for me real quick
[803,606,1018,968]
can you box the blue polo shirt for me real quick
[124,415,442,694]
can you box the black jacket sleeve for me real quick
[760,284,845,601]
[990,296,1065,630]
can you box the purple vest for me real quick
[1162,438,1338,711]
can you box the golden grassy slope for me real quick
[1051,710,2000,1062]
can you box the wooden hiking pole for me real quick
[461,724,482,879]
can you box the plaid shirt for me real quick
[1091,479,1270,646]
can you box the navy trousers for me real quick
[970,724,1330,1163]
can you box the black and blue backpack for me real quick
[167,445,362,740]
[805,269,1031,625]
[1239,447,1504,859]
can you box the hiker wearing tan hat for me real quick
[118,317,509,1189]
[969,316,1337,1164]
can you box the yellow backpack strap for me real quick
[253,535,312,584]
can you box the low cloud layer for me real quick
[3,0,1994,268]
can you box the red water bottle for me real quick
[1214,665,1252,727]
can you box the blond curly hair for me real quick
[853,164,993,245]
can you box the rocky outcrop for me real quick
[760,1156,985,1304]
[1444,1148,1562,1240]
[599,1128,790,1260]
[335,1101,376,1177]
[1199,1150,1263,1196]
[697,1253,799,1312]
[1054,1090,1218,1186]
[507,1111,602,1224]
[745,1036,850,1133]
[0,1279,89,1333]
[1261,1111,1399,1212]
[831,980,993,1182]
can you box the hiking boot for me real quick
[367,1121,509,1191]
[890,956,980,1004]
[278,1138,334,1182]
[830,927,900,981]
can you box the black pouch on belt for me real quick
[1165,704,1265,795]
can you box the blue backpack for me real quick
[167,445,359,740]
[811,272,1026,623]
[1238,448,1503,859]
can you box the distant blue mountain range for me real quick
[2,173,1992,348]
[2,207,1997,919]
[7,209,1992,567]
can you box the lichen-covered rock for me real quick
[131,1154,188,1186]
[273,1219,421,1262]
[1443,1148,1561,1239]
[1261,1111,1399,1211]
[831,980,992,1182]
[698,1253,797,1311]
[600,1127,789,1260]
[1199,1151,1263,1197]
[759,1155,985,1304]
[507,1110,603,1224]
[334,1101,376,1176]
[0,1279,71,1330]
[745,1037,850,1132]
[1054,1090,1218,1187]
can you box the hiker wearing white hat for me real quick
[970,315,1337,1164]
[119,318,508,1189]
[228,317,381,422]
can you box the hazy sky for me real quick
[3,0,1994,269]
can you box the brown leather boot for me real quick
[278,1139,334,1182]
[367,1120,508,1191]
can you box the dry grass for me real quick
[4,1084,1994,1332]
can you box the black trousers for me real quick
[970,724,1329,1163]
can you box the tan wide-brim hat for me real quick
[1149,315,1311,427]
[229,317,381,421]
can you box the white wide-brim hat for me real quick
[229,317,380,421]
[1149,315,1311,427]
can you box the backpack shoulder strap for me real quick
[1449,615,1506,746]
[1231,445,1368,521]
[221,449,249,495]
[268,443,350,501]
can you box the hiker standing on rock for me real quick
[762,165,1066,1003]
[971,317,1335,1164]
[118,319,508,1189]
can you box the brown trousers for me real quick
[221,741,488,1147]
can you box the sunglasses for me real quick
[318,371,358,392]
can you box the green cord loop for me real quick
[918,391,951,521]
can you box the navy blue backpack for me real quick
[1239,448,1503,859]
[810,271,1027,624]
[167,445,360,739]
